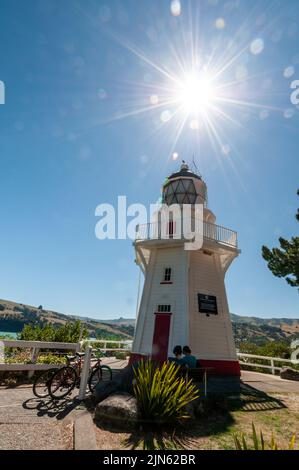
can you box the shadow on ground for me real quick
[233,382,286,412]
[22,396,82,420]
[93,382,287,450]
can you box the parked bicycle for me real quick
[32,351,112,399]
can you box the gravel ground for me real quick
[96,426,130,450]
[0,421,73,450]
[0,385,78,450]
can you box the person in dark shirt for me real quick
[181,345,197,368]
[169,345,184,364]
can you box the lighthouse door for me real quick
[152,310,172,363]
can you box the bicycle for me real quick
[47,351,112,399]
[33,368,58,398]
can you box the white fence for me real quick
[1,340,297,377]
[0,339,133,373]
[0,340,80,372]
[82,339,133,353]
[237,352,299,375]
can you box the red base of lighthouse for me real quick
[197,359,240,376]
[128,353,240,376]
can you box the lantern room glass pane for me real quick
[163,178,198,205]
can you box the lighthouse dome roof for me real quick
[168,162,202,181]
[162,162,206,205]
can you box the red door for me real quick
[152,313,172,363]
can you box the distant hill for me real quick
[231,313,299,346]
[1,297,298,346]
[0,299,134,340]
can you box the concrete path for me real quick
[0,385,77,449]
[0,357,127,450]
[1,364,299,449]
[241,371,299,394]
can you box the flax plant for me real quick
[133,360,199,424]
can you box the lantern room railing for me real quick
[135,220,238,249]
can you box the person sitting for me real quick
[169,345,183,364]
[181,346,197,368]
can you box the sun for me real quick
[177,74,217,115]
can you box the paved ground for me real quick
[0,358,127,450]
[0,384,76,450]
[241,371,299,394]
[1,363,299,450]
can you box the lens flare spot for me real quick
[283,108,295,119]
[172,151,179,160]
[170,0,181,17]
[250,38,264,55]
[221,144,231,155]
[215,18,226,30]
[150,94,159,105]
[283,66,295,78]
[98,88,107,100]
[160,110,172,122]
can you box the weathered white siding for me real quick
[188,250,237,360]
[133,245,189,356]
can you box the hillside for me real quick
[0,299,133,340]
[1,298,298,345]
[231,313,299,346]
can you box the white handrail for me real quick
[0,339,80,372]
[82,339,133,352]
[135,220,238,248]
[237,352,299,375]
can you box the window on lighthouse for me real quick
[163,268,172,282]
[157,304,171,313]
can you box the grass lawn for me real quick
[94,392,299,450]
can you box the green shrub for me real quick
[115,351,128,360]
[234,422,296,450]
[18,320,88,343]
[133,360,199,424]
[37,354,67,365]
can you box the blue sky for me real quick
[0,0,298,320]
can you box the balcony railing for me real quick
[135,220,238,248]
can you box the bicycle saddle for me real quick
[66,355,76,361]
[76,351,85,357]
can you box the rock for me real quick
[280,367,299,381]
[95,392,139,429]
[94,379,119,403]
[94,363,139,403]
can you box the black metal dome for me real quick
[168,162,202,181]
[162,164,201,205]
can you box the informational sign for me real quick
[198,293,218,315]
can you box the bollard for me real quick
[78,345,92,400]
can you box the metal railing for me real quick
[81,339,133,352]
[135,220,238,248]
[237,352,299,375]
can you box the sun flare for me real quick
[177,75,217,115]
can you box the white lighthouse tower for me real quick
[130,163,240,376]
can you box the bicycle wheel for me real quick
[48,366,77,399]
[88,365,112,393]
[33,369,56,398]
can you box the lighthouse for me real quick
[131,162,240,376]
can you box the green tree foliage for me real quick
[262,189,299,288]
[94,329,126,341]
[133,360,199,424]
[239,341,291,358]
[18,320,88,343]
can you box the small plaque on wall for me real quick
[198,293,218,315]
